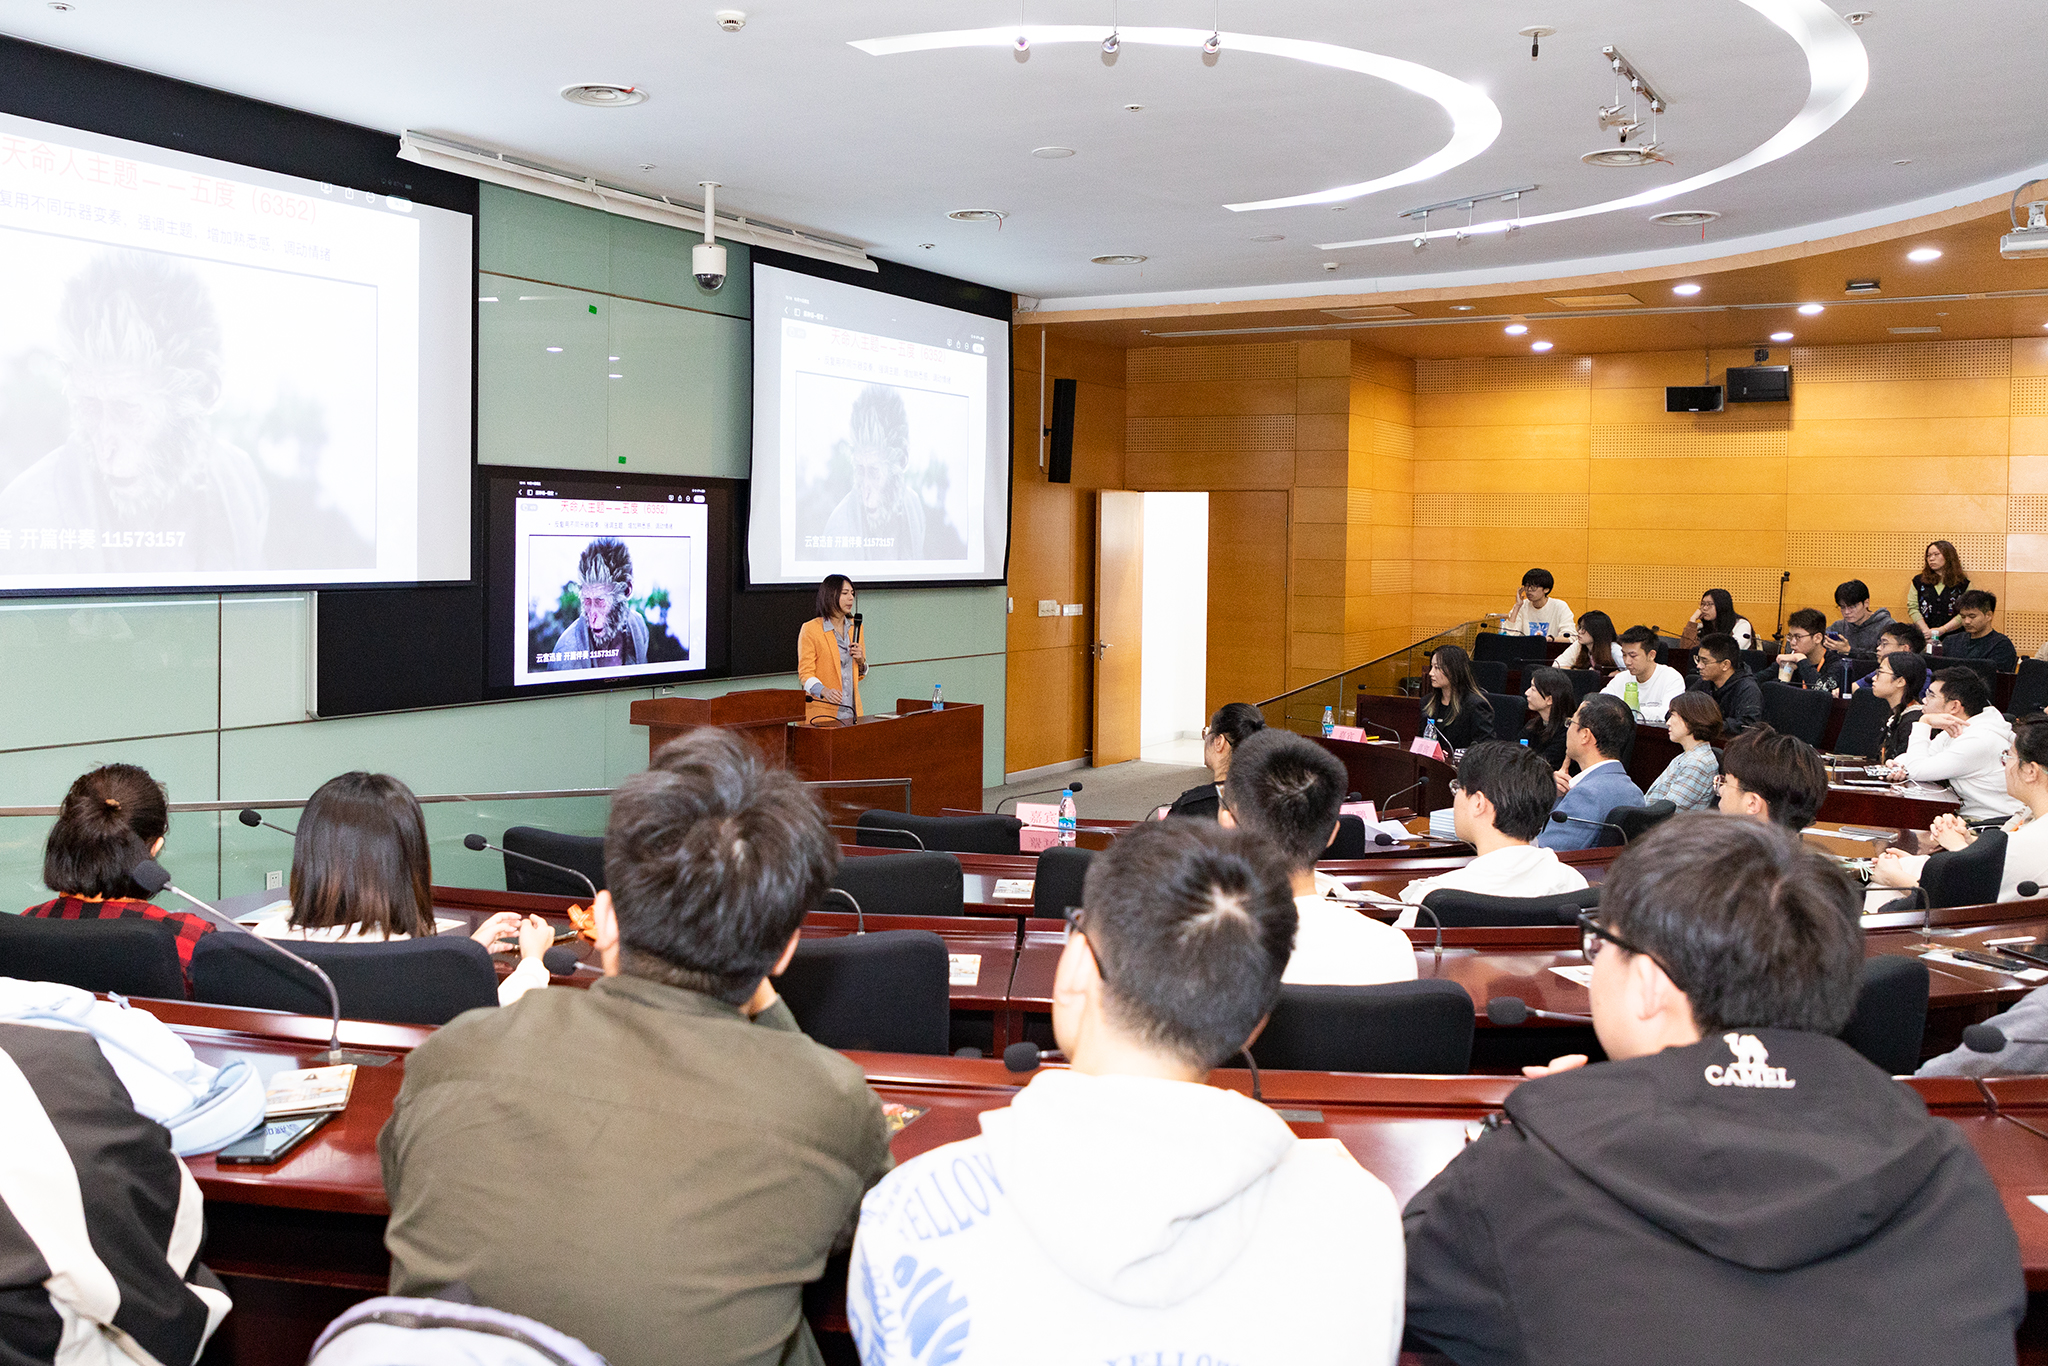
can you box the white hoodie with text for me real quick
[848,1069,1403,1366]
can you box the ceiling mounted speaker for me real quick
[1649,210,1721,226]
[1582,146,1660,167]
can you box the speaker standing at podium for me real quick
[799,574,867,724]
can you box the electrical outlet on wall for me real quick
[265,870,283,890]
[1038,600,1058,617]
[1061,603,1083,616]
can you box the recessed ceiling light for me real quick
[1504,323,1528,335]
[1798,303,1825,315]
[1582,147,1661,168]
[947,209,1006,222]
[1449,304,1476,311]
[1530,341,1554,352]
[46,3,73,11]
[559,84,647,108]
[1032,146,1077,159]
[609,373,624,379]
[1771,331,1794,341]
[1123,104,1144,113]
[1907,247,1942,262]
[545,346,564,353]
[1672,283,1702,296]
[917,242,935,250]
[1649,210,1721,227]
[1249,233,1285,242]
[1091,254,1149,265]
[1892,159,1912,166]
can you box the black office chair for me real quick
[1248,980,1475,1074]
[1486,692,1528,743]
[1663,646,1696,678]
[831,851,965,919]
[190,933,501,1026]
[1562,669,1604,700]
[1474,634,1550,665]
[1325,815,1369,859]
[1741,648,1779,678]
[2010,658,2048,717]
[1470,659,1510,695]
[1837,955,1930,1076]
[502,827,607,897]
[1759,681,1832,747]
[0,914,187,999]
[1920,828,2008,910]
[1609,799,1678,843]
[856,810,1023,856]
[1421,885,1600,928]
[1832,686,1892,760]
[1033,846,1093,918]
[775,930,951,1055]
[1942,657,2000,691]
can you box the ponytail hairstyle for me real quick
[44,764,170,900]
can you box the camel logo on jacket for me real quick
[1703,1033,1796,1089]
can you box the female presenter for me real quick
[798,574,866,724]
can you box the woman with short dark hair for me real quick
[26,764,214,976]
[254,772,553,1004]
[1646,692,1724,813]
[1165,702,1268,819]
[798,574,866,724]
[1421,645,1495,752]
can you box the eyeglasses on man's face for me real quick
[1063,906,1112,983]
[1577,908,1682,987]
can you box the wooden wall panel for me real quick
[1208,490,1289,713]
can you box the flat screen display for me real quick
[0,108,473,593]
[747,262,1009,586]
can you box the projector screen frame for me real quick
[0,34,480,600]
[742,246,1014,593]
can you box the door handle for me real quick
[1091,641,1113,660]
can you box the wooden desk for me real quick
[629,688,810,766]
[790,700,983,816]
[1315,733,1458,815]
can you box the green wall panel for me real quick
[0,596,220,751]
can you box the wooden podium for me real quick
[628,692,982,817]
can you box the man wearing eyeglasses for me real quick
[1402,816,2024,1365]
[1535,695,1643,852]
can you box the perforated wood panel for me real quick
[1790,338,2011,383]
[1786,531,2006,571]
[1124,414,1295,452]
[1414,493,1589,528]
[1588,565,1786,602]
[1414,355,1592,394]
[1346,488,1372,523]
[1591,418,1791,459]
[2015,377,2048,416]
[1128,343,1297,384]
[1372,419,1414,460]
[2005,612,2048,658]
[1371,560,1413,595]
[2011,497,2048,534]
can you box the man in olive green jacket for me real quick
[380,729,893,1366]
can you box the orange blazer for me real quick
[797,616,864,723]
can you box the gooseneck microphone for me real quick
[1486,996,1594,1026]
[1548,811,1628,844]
[1379,778,1428,816]
[1003,1041,1067,1072]
[238,808,300,839]
[2019,882,2041,898]
[1963,1024,2048,1054]
[823,886,866,936]
[1239,1047,1262,1102]
[463,833,598,902]
[996,781,1085,813]
[1408,902,1445,962]
[130,858,386,1067]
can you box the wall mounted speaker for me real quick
[1048,377,1077,484]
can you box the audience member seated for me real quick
[1880,620,1928,657]
[1944,589,2018,673]
[1871,651,1930,763]
[1686,632,1763,735]
[1553,609,1622,673]
[1645,692,1724,813]
[24,763,214,977]
[381,729,894,1366]
[1219,730,1415,985]
[1502,566,1573,639]
[1874,713,2048,903]
[1402,815,2026,1364]
[1716,726,1828,831]
[1600,626,1684,722]
[1536,695,1644,851]
[849,821,1403,1365]
[1886,668,2025,825]
[1520,667,1577,769]
[0,1021,234,1366]
[254,772,553,1006]
[1420,645,1496,752]
[1825,579,1897,657]
[1395,741,1586,923]
[1165,702,1266,820]
[1677,587,1755,651]
[1911,538,1972,650]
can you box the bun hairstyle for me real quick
[44,764,170,900]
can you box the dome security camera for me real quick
[693,241,727,291]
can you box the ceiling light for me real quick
[1091,254,1148,265]
[1672,283,1702,296]
[609,373,624,378]
[1123,103,1144,113]
[1907,246,1942,262]
[637,163,656,171]
[1581,146,1661,168]
[715,10,746,32]
[947,209,1006,222]
[1102,30,1119,54]
[559,84,647,108]
[1771,331,1794,341]
[1649,210,1721,227]
[1798,303,1825,315]
[545,346,564,353]
[1032,146,1076,159]
[1892,159,1912,166]
[1845,9,1872,23]
[1203,31,1221,54]
[917,242,934,249]
[1504,323,1528,335]
[1845,279,1881,294]
[46,3,73,10]
[1449,304,1476,311]
[1531,341,1554,352]
[1249,233,1284,242]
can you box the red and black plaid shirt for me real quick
[24,896,215,974]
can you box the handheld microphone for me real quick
[238,808,299,839]
[1548,811,1628,844]
[130,859,386,1067]
[1003,1041,1066,1072]
[996,781,1085,813]
[823,886,866,935]
[1485,996,1593,1026]
[851,611,863,640]
[1380,778,1428,815]
[463,833,598,902]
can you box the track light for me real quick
[1203,31,1221,54]
[1102,30,1119,53]
[1014,31,1030,51]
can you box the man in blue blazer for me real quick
[1537,694,1645,851]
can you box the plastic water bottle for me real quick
[1519,737,1530,747]
[932,683,944,711]
[1321,705,1335,737]
[1623,678,1641,715]
[1422,718,1440,749]
[1057,786,1078,847]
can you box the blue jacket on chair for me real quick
[1537,761,1646,851]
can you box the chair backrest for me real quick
[1663,646,1696,678]
[1611,799,1678,842]
[1833,686,1893,760]
[1326,815,1368,859]
[1249,979,1475,1074]
[1943,657,2001,690]
[1485,691,1528,743]
[1033,846,1094,918]
[1469,659,1510,695]
[1837,955,1930,1075]
[1921,828,2008,910]
[502,827,607,897]
[1740,648,1778,678]
[1473,634,1550,665]
[1421,885,1600,927]
[2011,658,2048,716]
[1563,669,1604,700]
[775,929,951,1054]
[190,933,500,1026]
[0,914,187,999]
[831,851,965,919]
[1759,681,1831,746]
[857,809,1023,855]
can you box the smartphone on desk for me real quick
[217,1112,333,1166]
[1989,941,2048,970]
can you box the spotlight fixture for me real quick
[1771,331,1794,342]
[1798,303,1825,315]
[1203,32,1221,54]
[1531,341,1554,352]
[1907,246,1942,262]
[1672,283,1702,296]
[1518,25,1556,61]
[1102,30,1119,54]
[1322,261,1339,272]
[1504,323,1528,336]
[714,10,746,32]
[1249,233,1284,242]
[1091,254,1148,265]
[560,84,647,107]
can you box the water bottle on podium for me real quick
[932,682,944,712]
[1057,786,1078,847]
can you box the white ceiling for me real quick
[9,0,2048,306]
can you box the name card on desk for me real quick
[1020,827,1061,852]
[1329,725,1366,743]
[1014,801,1059,827]
[1409,736,1448,762]
[1339,800,1378,823]
[992,878,1035,900]
[947,954,981,986]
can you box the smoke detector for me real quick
[560,84,647,108]
[1582,145,1660,167]
[714,9,746,31]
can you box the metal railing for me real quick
[1255,618,1498,737]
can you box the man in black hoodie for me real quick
[1402,814,2025,1366]
[1686,631,1763,735]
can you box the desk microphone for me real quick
[1486,996,1593,1026]
[1380,778,1428,816]
[1962,1024,2048,1054]
[2019,883,2041,898]
[1407,902,1445,963]
[996,781,1085,813]
[1548,811,1628,844]
[823,886,866,935]
[130,858,386,1067]
[1239,1046,1262,1102]
[541,945,585,975]
[1003,1041,1066,1072]
[462,833,598,902]
[238,808,299,839]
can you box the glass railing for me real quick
[1256,618,1499,737]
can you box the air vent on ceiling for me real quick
[1889,326,1943,335]
[1323,306,1415,320]
[559,84,647,107]
[1545,293,1644,309]
[1845,279,1882,294]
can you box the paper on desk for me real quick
[1921,949,2048,983]
[2029,1195,2048,1216]
[992,878,1035,901]
[1549,964,1595,986]
[948,954,981,986]
[232,899,293,925]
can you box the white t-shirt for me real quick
[1600,664,1686,721]
[1283,893,1418,985]
[1504,596,1575,639]
[1392,844,1589,927]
